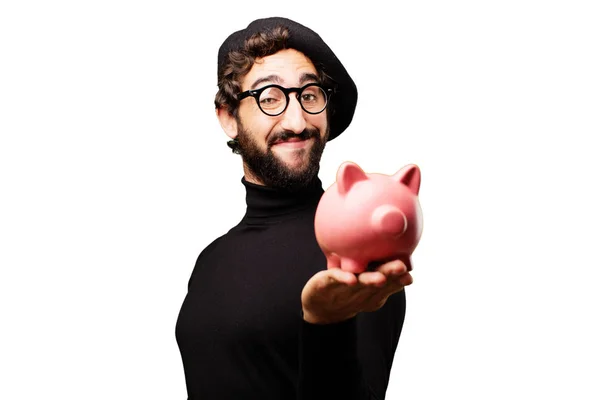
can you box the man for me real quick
[175,17,414,400]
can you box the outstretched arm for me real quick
[298,260,412,399]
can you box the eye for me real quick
[260,97,278,104]
[300,86,326,105]
[259,88,284,103]
[301,93,317,103]
[258,87,286,112]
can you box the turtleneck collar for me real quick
[241,176,324,224]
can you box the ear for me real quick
[337,161,368,196]
[216,106,238,139]
[392,164,421,195]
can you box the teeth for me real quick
[272,137,310,146]
[279,138,302,143]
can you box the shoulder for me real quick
[194,219,244,263]
[195,235,226,261]
[186,234,228,289]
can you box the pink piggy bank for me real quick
[314,161,423,274]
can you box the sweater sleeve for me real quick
[297,289,407,400]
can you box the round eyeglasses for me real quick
[237,83,334,116]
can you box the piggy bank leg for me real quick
[326,253,341,269]
[341,258,367,274]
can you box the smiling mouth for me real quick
[271,137,314,148]
[273,137,305,144]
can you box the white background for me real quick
[1,0,599,399]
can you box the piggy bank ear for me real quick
[393,164,421,195]
[337,161,368,196]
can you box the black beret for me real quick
[217,17,358,141]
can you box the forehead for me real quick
[241,48,318,90]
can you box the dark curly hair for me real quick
[215,25,332,154]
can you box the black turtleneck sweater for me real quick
[175,177,407,400]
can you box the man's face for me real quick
[234,48,329,190]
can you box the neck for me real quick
[241,174,324,224]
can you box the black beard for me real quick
[236,126,327,192]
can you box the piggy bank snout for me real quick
[371,205,407,236]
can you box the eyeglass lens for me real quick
[258,86,327,115]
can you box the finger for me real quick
[374,270,414,298]
[395,271,414,287]
[376,259,407,277]
[357,271,387,288]
[381,272,414,297]
[363,274,412,312]
[325,267,359,287]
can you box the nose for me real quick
[279,95,307,134]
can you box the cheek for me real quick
[238,107,277,143]
[308,114,329,136]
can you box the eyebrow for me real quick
[299,72,320,85]
[250,75,283,90]
[249,72,320,90]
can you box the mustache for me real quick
[267,128,320,146]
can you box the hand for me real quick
[301,259,413,324]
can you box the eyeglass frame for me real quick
[236,83,335,116]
